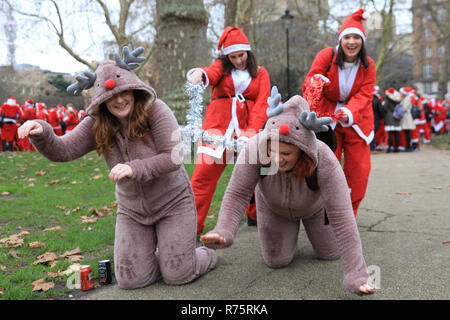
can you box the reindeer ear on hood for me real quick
[67,46,157,116]
[262,87,332,169]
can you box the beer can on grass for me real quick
[80,265,95,291]
[98,260,112,285]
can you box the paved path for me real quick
[79,145,450,300]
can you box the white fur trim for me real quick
[222,44,251,55]
[339,27,366,42]
[186,68,209,88]
[339,107,354,127]
[6,98,18,106]
[362,11,370,20]
[311,74,330,84]
[352,125,374,144]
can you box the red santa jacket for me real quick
[191,59,270,158]
[302,47,376,144]
[0,103,21,125]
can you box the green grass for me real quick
[0,152,233,300]
[429,133,450,150]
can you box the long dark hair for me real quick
[335,39,370,69]
[219,51,258,78]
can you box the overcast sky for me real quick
[0,0,412,74]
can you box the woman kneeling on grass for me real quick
[18,47,217,289]
[200,87,375,295]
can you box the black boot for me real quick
[1,140,7,152]
[8,141,13,152]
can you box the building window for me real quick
[424,46,432,58]
[437,8,446,20]
[424,28,431,38]
[438,45,445,57]
[422,12,432,23]
[424,82,432,93]
[423,64,432,79]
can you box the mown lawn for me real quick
[0,151,233,300]
[429,133,450,150]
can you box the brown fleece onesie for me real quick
[204,94,374,294]
[29,54,216,289]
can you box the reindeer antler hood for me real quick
[261,87,332,168]
[68,47,156,116]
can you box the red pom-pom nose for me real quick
[279,124,290,135]
[104,79,116,89]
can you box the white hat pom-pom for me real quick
[362,11,370,20]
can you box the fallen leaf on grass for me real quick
[0,264,6,271]
[0,287,3,296]
[55,205,66,211]
[92,174,103,180]
[33,252,58,266]
[27,183,35,188]
[32,279,54,292]
[0,234,24,248]
[395,191,412,195]
[91,208,106,217]
[48,163,56,167]
[9,249,19,259]
[48,179,60,185]
[67,255,83,262]
[35,170,47,176]
[1,191,11,196]
[81,216,98,224]
[43,226,61,232]
[28,241,45,249]
[47,271,64,278]
[65,206,81,216]
[60,246,81,258]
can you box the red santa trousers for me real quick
[334,124,371,216]
[1,123,18,142]
[191,151,257,234]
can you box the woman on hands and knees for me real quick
[18,47,217,290]
[201,87,375,295]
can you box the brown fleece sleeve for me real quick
[205,141,261,249]
[126,99,183,182]
[29,117,96,162]
[316,142,372,294]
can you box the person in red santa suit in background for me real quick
[398,86,416,152]
[432,99,446,135]
[302,9,376,217]
[47,106,64,136]
[78,109,87,121]
[0,97,22,152]
[409,90,422,152]
[16,99,35,151]
[187,26,271,234]
[371,85,385,152]
[61,104,80,133]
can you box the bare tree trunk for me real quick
[153,0,209,124]
[375,0,395,78]
[224,0,252,35]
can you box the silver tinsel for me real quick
[182,82,245,155]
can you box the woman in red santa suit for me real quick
[187,26,271,234]
[302,9,376,216]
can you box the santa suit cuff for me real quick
[339,107,354,127]
[311,74,330,84]
[186,68,209,88]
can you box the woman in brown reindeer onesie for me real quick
[201,87,375,295]
[18,47,217,289]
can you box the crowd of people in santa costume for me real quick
[371,86,450,153]
[0,96,87,152]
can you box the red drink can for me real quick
[80,265,95,291]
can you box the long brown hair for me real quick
[92,90,152,156]
[219,51,258,78]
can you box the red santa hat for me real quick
[338,9,370,43]
[373,85,380,94]
[385,88,395,96]
[217,26,251,56]
[6,96,19,106]
[399,86,412,95]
